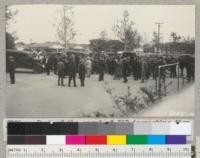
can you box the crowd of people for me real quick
[37,51,195,87]
[7,48,195,86]
[41,53,106,87]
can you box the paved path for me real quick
[6,73,194,118]
[6,73,116,117]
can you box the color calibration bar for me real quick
[7,121,192,135]
[6,144,192,158]
[7,135,187,145]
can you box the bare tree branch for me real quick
[55,5,76,48]
[112,10,141,51]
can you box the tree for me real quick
[112,10,141,51]
[6,32,15,49]
[152,31,159,52]
[170,32,181,43]
[6,6,18,27]
[152,31,158,44]
[6,6,18,49]
[170,32,181,53]
[136,35,142,48]
[99,30,108,41]
[55,6,76,48]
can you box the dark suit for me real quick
[68,60,77,87]
[78,62,86,86]
[98,60,105,81]
[122,59,128,83]
[57,61,65,86]
[8,58,16,84]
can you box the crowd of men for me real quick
[7,50,195,86]
[41,53,106,87]
[39,52,195,87]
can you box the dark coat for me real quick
[68,60,77,77]
[78,62,86,77]
[57,61,65,77]
[122,59,129,72]
[8,58,16,73]
[98,60,106,72]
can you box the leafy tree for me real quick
[6,6,18,27]
[135,35,142,48]
[6,6,18,49]
[170,32,181,43]
[152,31,158,45]
[112,10,141,51]
[6,32,15,49]
[55,6,76,48]
[170,32,182,53]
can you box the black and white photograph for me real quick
[6,5,195,117]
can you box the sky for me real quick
[7,5,195,44]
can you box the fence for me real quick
[157,62,180,98]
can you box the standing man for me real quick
[110,57,116,75]
[152,58,158,80]
[45,56,51,75]
[52,54,58,74]
[141,58,147,83]
[78,59,86,87]
[133,56,140,80]
[68,54,77,87]
[98,57,106,81]
[8,56,16,84]
[122,57,128,83]
[86,57,92,77]
[57,58,65,86]
[186,56,195,82]
[114,57,122,80]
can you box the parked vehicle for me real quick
[6,49,44,73]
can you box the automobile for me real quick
[139,52,162,58]
[6,49,44,73]
[117,51,136,59]
[179,53,194,58]
[178,54,194,65]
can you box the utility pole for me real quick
[155,22,164,53]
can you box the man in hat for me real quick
[8,56,16,84]
[68,54,77,87]
[45,56,51,75]
[86,57,92,77]
[57,58,65,86]
[98,57,106,81]
[78,58,86,86]
[141,58,147,83]
[122,57,128,83]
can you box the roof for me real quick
[73,46,84,50]
[6,49,30,54]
